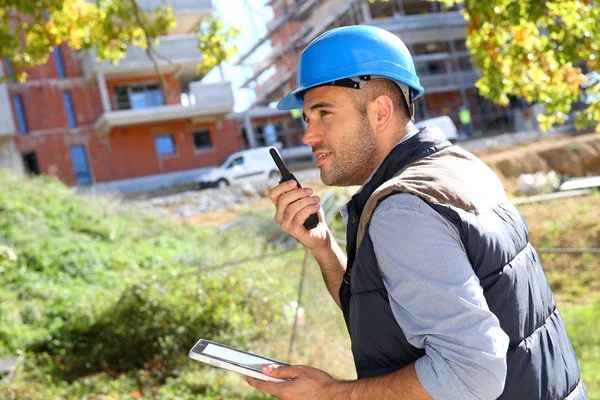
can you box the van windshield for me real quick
[225,156,244,169]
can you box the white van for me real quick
[414,115,459,143]
[196,147,280,189]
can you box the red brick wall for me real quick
[422,91,463,122]
[250,114,292,128]
[13,126,105,186]
[8,80,102,132]
[6,44,102,132]
[6,44,242,188]
[13,117,243,186]
[419,89,509,131]
[106,118,244,181]
[4,44,82,81]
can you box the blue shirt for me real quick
[369,193,509,399]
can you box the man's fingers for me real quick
[245,377,281,396]
[246,367,297,397]
[293,202,321,226]
[274,187,313,225]
[262,364,302,379]
[281,196,320,231]
[268,180,297,205]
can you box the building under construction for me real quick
[0,0,246,192]
[236,0,514,147]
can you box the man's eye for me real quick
[320,110,330,117]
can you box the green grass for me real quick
[517,193,600,300]
[561,297,600,398]
[517,193,600,397]
[0,171,352,399]
[0,171,299,398]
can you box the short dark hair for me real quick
[347,78,410,120]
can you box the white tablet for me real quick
[188,339,291,383]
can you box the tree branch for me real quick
[129,0,177,92]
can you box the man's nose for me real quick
[302,122,323,147]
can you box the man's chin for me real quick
[320,170,356,187]
[319,169,336,186]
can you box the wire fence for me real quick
[132,238,599,361]
[138,248,303,286]
[131,189,600,364]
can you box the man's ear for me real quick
[373,95,394,133]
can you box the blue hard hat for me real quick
[277,25,424,110]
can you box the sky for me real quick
[202,0,276,113]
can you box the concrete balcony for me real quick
[420,70,480,94]
[82,34,202,79]
[368,10,467,45]
[137,0,213,34]
[0,65,16,137]
[94,81,234,133]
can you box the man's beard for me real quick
[320,116,378,187]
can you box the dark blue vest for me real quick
[339,128,586,399]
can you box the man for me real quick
[459,105,473,138]
[246,25,588,399]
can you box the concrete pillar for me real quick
[0,138,24,175]
[361,1,372,22]
[97,72,111,113]
[448,39,469,108]
[397,0,405,15]
[243,111,257,148]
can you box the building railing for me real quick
[419,70,480,93]
[82,34,202,78]
[377,10,465,28]
[94,81,234,132]
[369,10,467,44]
[250,3,473,104]
[189,81,234,109]
[135,0,213,13]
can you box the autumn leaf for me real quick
[1,0,238,83]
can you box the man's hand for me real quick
[269,180,347,308]
[246,364,349,400]
[269,180,329,250]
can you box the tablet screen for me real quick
[203,343,279,372]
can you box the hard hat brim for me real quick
[277,61,424,110]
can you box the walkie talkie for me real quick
[269,148,320,230]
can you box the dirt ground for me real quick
[475,132,600,193]
[167,132,600,224]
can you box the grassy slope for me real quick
[0,171,598,398]
[518,192,600,395]
[0,172,300,399]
